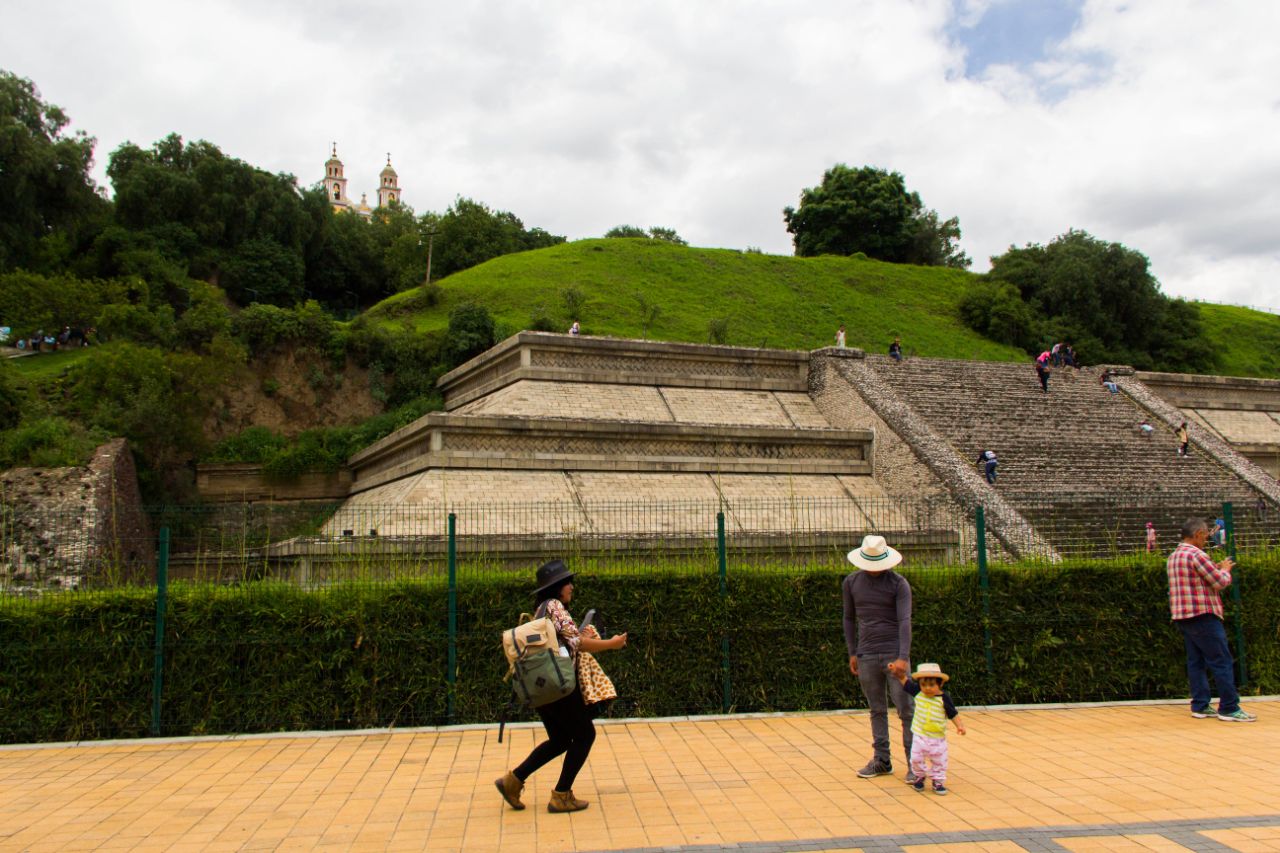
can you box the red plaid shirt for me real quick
[1167,542,1231,620]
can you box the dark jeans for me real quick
[1037,368,1049,392]
[513,685,596,791]
[984,461,997,484]
[1176,614,1239,715]
[856,653,913,765]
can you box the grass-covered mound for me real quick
[1197,303,1280,379]
[367,239,1030,361]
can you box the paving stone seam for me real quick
[2,695,1276,752]
[577,814,1280,853]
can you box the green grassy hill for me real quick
[367,238,1029,362]
[366,239,1280,377]
[1195,303,1280,378]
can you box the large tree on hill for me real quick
[961,229,1213,372]
[107,134,314,301]
[0,71,107,273]
[783,164,970,268]
[432,197,565,280]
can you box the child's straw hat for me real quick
[912,662,949,683]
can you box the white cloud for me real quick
[3,0,1279,311]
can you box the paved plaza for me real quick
[2,699,1278,852]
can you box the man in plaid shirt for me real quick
[1167,517,1255,722]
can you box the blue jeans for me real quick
[1176,614,1239,715]
[984,461,997,484]
[856,653,914,765]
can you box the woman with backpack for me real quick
[495,559,628,813]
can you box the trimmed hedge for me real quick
[2,556,1278,744]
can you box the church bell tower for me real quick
[324,143,350,211]
[377,154,401,208]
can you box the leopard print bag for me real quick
[577,624,617,705]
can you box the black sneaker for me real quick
[857,758,892,778]
[911,778,925,792]
[932,782,948,795]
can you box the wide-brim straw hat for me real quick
[846,535,902,572]
[534,559,575,595]
[912,662,949,683]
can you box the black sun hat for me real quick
[534,559,575,596]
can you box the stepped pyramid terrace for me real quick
[260,332,1280,573]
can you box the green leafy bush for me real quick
[0,363,20,431]
[202,396,441,476]
[446,302,495,366]
[1,556,1276,743]
[0,416,107,468]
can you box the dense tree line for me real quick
[960,230,1213,372]
[0,70,534,496]
[1,70,564,316]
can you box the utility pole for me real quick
[424,231,437,287]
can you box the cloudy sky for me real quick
[5,0,1279,310]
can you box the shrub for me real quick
[1,556,1277,742]
[561,286,586,322]
[527,304,557,332]
[708,318,730,345]
[205,426,289,464]
[446,302,495,366]
[0,416,106,468]
[0,364,20,431]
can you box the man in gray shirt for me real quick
[842,535,915,782]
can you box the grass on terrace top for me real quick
[367,238,1030,362]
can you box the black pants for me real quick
[513,685,596,791]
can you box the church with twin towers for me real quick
[322,144,403,218]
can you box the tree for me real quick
[604,224,687,245]
[0,71,106,272]
[219,237,305,306]
[432,198,565,280]
[107,134,314,294]
[647,226,686,246]
[971,229,1213,371]
[782,164,970,268]
[302,192,386,309]
[634,292,661,339]
[605,225,648,238]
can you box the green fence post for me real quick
[717,511,730,714]
[975,506,994,675]
[447,513,458,724]
[150,527,169,737]
[1223,502,1247,688]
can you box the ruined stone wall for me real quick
[1,439,152,589]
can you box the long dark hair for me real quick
[535,579,571,608]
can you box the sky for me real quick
[4,0,1279,311]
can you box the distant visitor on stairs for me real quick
[976,450,998,485]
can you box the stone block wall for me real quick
[1,439,153,588]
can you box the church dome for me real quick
[380,155,398,177]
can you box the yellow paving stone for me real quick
[2,702,1279,851]
[1201,825,1280,851]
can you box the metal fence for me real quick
[3,492,1277,588]
[1,493,1274,741]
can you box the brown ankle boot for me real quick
[494,771,525,810]
[547,789,589,812]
